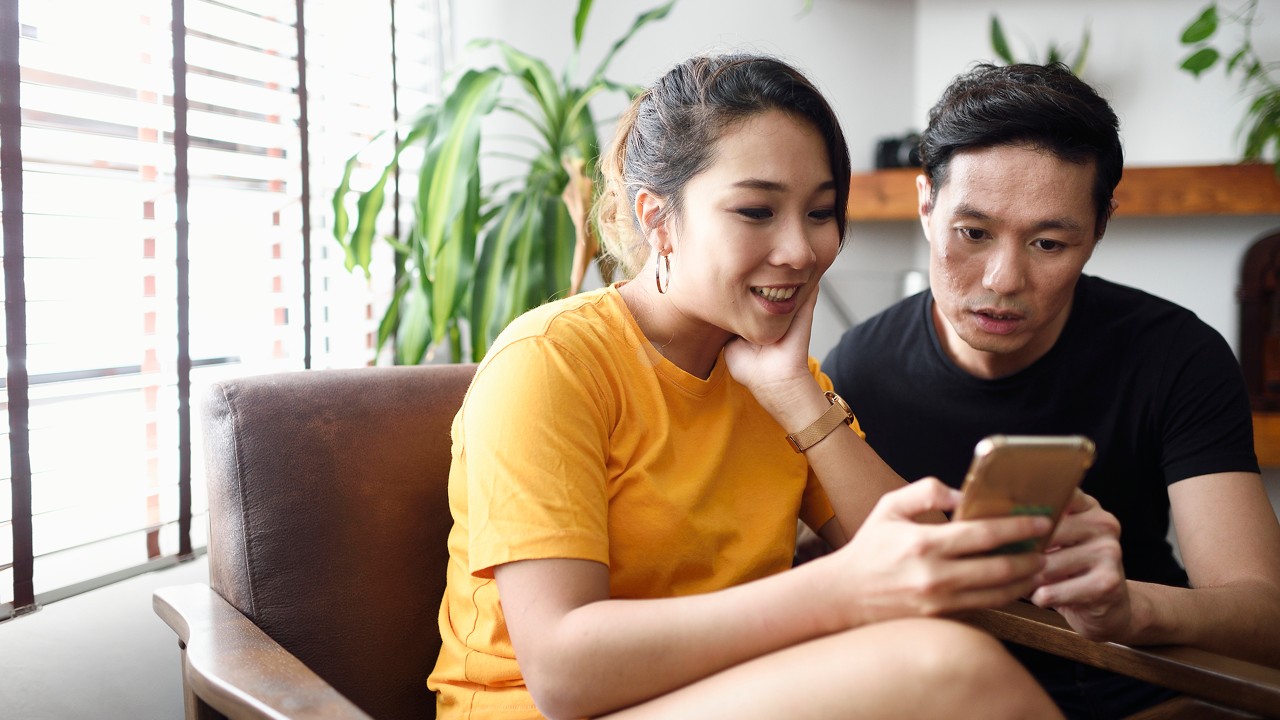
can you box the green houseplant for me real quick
[1178,0,1279,170]
[989,14,1090,75]
[333,0,675,364]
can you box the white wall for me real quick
[453,0,1280,359]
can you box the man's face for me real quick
[918,144,1101,379]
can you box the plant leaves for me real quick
[1227,47,1248,74]
[588,0,677,85]
[1180,47,1220,77]
[376,276,410,356]
[471,193,527,359]
[990,15,1015,65]
[419,68,503,266]
[573,0,593,49]
[430,170,479,352]
[397,273,433,365]
[1180,4,1219,44]
[1071,27,1091,75]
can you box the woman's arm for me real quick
[497,479,1053,720]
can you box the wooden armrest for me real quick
[153,583,374,720]
[959,602,1280,719]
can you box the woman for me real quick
[428,53,1061,719]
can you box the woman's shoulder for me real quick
[480,285,635,374]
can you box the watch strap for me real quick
[786,391,854,453]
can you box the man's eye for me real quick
[958,227,986,241]
[1034,238,1065,251]
[737,208,773,220]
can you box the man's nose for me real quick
[983,242,1027,295]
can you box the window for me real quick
[0,0,447,618]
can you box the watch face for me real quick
[828,392,852,419]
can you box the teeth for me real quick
[753,286,797,302]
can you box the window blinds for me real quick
[0,0,444,618]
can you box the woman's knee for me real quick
[834,618,1059,718]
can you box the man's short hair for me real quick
[919,62,1124,234]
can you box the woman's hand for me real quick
[724,282,823,417]
[821,478,1052,627]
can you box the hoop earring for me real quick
[655,253,671,295]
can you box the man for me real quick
[823,63,1280,718]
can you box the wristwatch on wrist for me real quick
[786,391,855,453]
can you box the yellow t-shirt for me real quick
[428,284,856,718]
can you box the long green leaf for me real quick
[376,276,410,355]
[471,194,528,359]
[573,0,594,49]
[333,115,438,274]
[398,273,433,365]
[1071,28,1091,75]
[588,1,677,85]
[420,68,503,265]
[431,170,480,351]
[990,15,1015,65]
[541,194,575,301]
[332,152,359,252]
[349,168,392,274]
[475,39,563,132]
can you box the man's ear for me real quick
[1095,198,1119,240]
[915,174,933,239]
[634,188,670,253]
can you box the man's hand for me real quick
[1029,491,1133,641]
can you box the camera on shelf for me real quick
[874,132,922,169]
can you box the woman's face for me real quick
[654,109,840,348]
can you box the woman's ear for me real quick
[634,188,669,253]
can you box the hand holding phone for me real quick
[953,435,1096,553]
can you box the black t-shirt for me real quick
[822,274,1258,588]
[824,275,1260,709]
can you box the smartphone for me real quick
[953,435,1096,553]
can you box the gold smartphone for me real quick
[953,435,1096,553]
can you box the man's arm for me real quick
[1032,472,1280,666]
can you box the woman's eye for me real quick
[737,207,773,221]
[809,207,837,222]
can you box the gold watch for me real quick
[786,391,855,453]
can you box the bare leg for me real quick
[600,618,1061,720]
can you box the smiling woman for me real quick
[426,52,1064,720]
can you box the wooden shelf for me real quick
[1255,412,1280,468]
[848,163,1280,222]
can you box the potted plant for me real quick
[1177,0,1279,172]
[989,14,1090,75]
[333,0,675,364]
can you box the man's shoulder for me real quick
[847,291,930,341]
[823,291,929,376]
[1076,275,1207,336]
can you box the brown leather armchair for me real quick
[155,364,475,720]
[155,363,1280,719]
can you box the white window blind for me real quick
[1,0,446,618]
